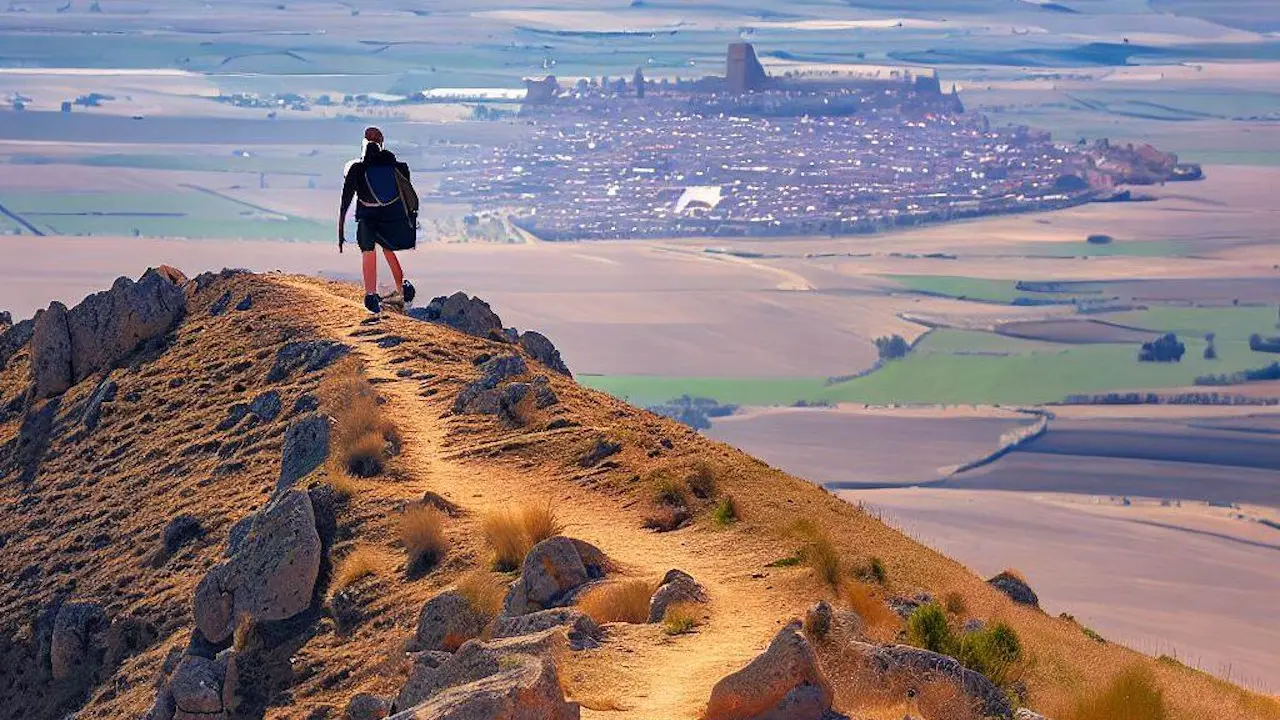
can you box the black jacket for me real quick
[341,146,412,221]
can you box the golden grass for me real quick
[579,580,654,624]
[791,519,842,589]
[1068,666,1168,720]
[455,570,506,625]
[322,361,401,478]
[844,582,900,642]
[943,590,968,616]
[662,601,701,636]
[400,506,448,572]
[332,545,385,592]
[685,461,717,499]
[482,502,565,571]
[327,472,361,501]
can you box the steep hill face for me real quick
[0,270,1276,720]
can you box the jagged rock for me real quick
[49,601,108,680]
[414,590,487,653]
[390,651,578,720]
[248,390,282,423]
[531,375,559,408]
[502,537,607,616]
[0,316,34,371]
[648,569,708,623]
[852,642,1013,719]
[235,293,254,312]
[65,268,187,383]
[266,340,350,382]
[191,268,250,293]
[210,291,233,317]
[30,301,73,399]
[453,355,528,415]
[168,654,226,718]
[1015,710,1050,720]
[278,413,330,493]
[217,402,250,431]
[82,376,118,430]
[395,631,569,711]
[163,515,204,554]
[704,620,833,720]
[346,693,392,720]
[193,490,322,644]
[292,393,320,415]
[988,571,1039,609]
[578,438,622,468]
[518,331,571,377]
[225,514,255,558]
[0,310,9,330]
[491,608,602,651]
[412,292,506,340]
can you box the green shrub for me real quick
[906,602,953,654]
[854,556,888,585]
[790,520,842,589]
[766,554,803,568]
[1070,666,1167,720]
[955,622,1022,688]
[653,475,688,507]
[1083,626,1106,644]
[712,495,738,526]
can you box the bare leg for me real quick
[361,251,377,295]
[381,247,405,288]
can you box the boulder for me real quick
[210,291,233,317]
[267,340,350,382]
[453,355,528,415]
[65,268,186,383]
[81,376,118,430]
[49,601,108,680]
[169,654,226,719]
[249,390,282,423]
[0,316,34,371]
[491,608,602,650]
[414,590,488,653]
[163,515,204,554]
[578,438,622,468]
[411,292,506,340]
[502,537,607,616]
[704,621,832,720]
[30,301,73,399]
[988,571,1039,609]
[518,331,571,377]
[531,375,559,408]
[278,413,330,493]
[395,631,569,711]
[346,693,392,720]
[648,569,708,623]
[235,293,254,312]
[390,651,578,720]
[193,490,322,644]
[853,642,1013,719]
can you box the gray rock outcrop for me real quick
[30,301,73,399]
[453,355,528,415]
[502,537,608,616]
[81,376,118,430]
[704,620,833,720]
[414,590,488,653]
[852,642,1013,719]
[647,569,708,623]
[1015,710,1051,720]
[278,413,330,494]
[988,571,1039,608]
[412,292,506,340]
[346,693,393,720]
[49,601,108,680]
[518,331,571,377]
[491,608,602,650]
[193,489,323,644]
[0,315,34,371]
[267,340,350,382]
[390,651,578,720]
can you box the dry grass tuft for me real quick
[327,473,361,501]
[844,583,899,641]
[401,506,448,573]
[817,639,982,720]
[685,461,717,499]
[579,580,654,624]
[482,503,565,571]
[323,361,401,478]
[662,602,701,636]
[1069,666,1167,720]
[652,474,689,507]
[791,519,842,589]
[712,495,738,526]
[943,590,968,616]
[455,570,507,626]
[332,545,385,592]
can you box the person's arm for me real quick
[398,161,411,181]
[338,163,358,252]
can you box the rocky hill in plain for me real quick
[0,269,1276,720]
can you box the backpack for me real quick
[363,164,420,228]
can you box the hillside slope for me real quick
[0,270,1276,720]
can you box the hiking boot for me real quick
[363,293,381,314]
[402,279,416,305]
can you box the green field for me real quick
[581,310,1280,407]
[0,191,328,241]
[887,275,1093,304]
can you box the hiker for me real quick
[339,126,419,313]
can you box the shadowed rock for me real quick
[346,693,393,720]
[278,413,330,493]
[850,642,1013,719]
[519,331,571,377]
[30,301,73,398]
[704,621,833,720]
[193,490,322,644]
[988,571,1039,609]
[502,537,608,616]
[414,590,488,653]
[163,515,204,554]
[453,355,528,415]
[266,340,350,382]
[50,601,108,680]
[0,315,34,371]
[648,569,708,623]
[82,376,118,430]
[411,292,506,340]
[248,389,282,423]
[491,608,602,650]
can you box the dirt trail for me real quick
[277,277,799,719]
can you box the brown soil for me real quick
[1,272,1277,720]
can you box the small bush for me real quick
[662,602,700,636]
[685,462,717,499]
[854,556,888,586]
[791,520,842,589]
[955,622,1022,688]
[712,495,738,527]
[1083,626,1106,644]
[324,363,400,478]
[579,580,654,624]
[482,503,565,571]
[455,571,506,626]
[906,602,953,653]
[401,506,448,573]
[943,591,968,616]
[766,553,804,568]
[332,545,384,592]
[1069,666,1167,720]
[328,473,361,501]
[653,475,688,507]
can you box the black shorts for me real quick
[356,216,416,252]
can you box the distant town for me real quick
[438,43,1202,241]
